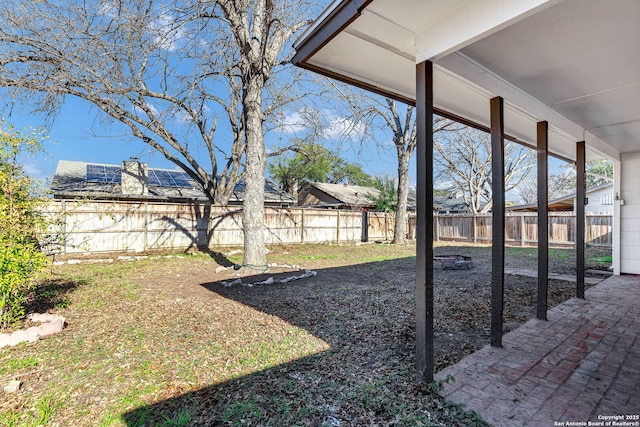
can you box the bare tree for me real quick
[375,100,454,243]
[434,127,535,213]
[334,91,453,244]
[518,170,575,204]
[518,158,613,205]
[0,0,318,268]
[517,179,543,205]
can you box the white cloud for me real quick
[176,110,191,124]
[132,102,160,118]
[275,109,366,141]
[176,104,211,124]
[275,110,309,134]
[97,3,185,52]
[323,115,365,142]
[22,162,48,181]
[147,103,159,116]
[149,13,185,52]
[22,162,41,176]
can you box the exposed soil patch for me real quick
[207,244,607,372]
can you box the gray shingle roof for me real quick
[306,182,380,207]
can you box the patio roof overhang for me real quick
[292,0,640,163]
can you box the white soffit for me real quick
[458,0,640,160]
[307,29,582,160]
[296,0,640,162]
[413,0,560,62]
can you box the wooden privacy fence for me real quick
[43,200,612,255]
[43,200,400,255]
[434,212,612,247]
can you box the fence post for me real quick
[300,209,305,243]
[384,213,388,241]
[361,211,368,242]
[337,209,341,242]
[521,213,526,247]
[61,200,67,255]
[472,215,477,244]
[144,201,149,251]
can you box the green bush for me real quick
[0,244,49,326]
[0,124,50,327]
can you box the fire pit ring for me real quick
[433,255,474,270]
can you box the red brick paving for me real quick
[435,275,640,426]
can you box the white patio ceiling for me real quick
[293,0,640,163]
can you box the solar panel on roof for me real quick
[172,173,191,187]
[148,169,192,188]
[86,165,121,183]
[264,183,279,194]
[230,181,279,194]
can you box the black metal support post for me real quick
[415,60,435,383]
[537,121,549,320]
[490,97,505,348]
[576,141,586,299]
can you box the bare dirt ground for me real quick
[209,243,610,372]
[0,242,611,426]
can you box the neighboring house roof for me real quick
[507,182,613,212]
[433,196,471,213]
[299,182,380,209]
[51,160,295,206]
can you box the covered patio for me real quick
[292,0,640,414]
[436,274,640,426]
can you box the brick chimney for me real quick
[121,160,148,195]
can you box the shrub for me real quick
[0,124,50,328]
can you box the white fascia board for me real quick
[415,0,561,62]
[438,52,621,161]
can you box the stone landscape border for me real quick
[0,313,66,348]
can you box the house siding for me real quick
[585,186,614,213]
[620,152,640,274]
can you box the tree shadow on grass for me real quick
[158,203,242,267]
[24,277,86,314]
[121,257,490,427]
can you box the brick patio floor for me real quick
[435,275,640,427]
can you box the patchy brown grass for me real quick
[0,243,610,426]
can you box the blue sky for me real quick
[4,93,404,187]
[4,94,568,205]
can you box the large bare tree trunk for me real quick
[393,151,411,244]
[242,80,268,268]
